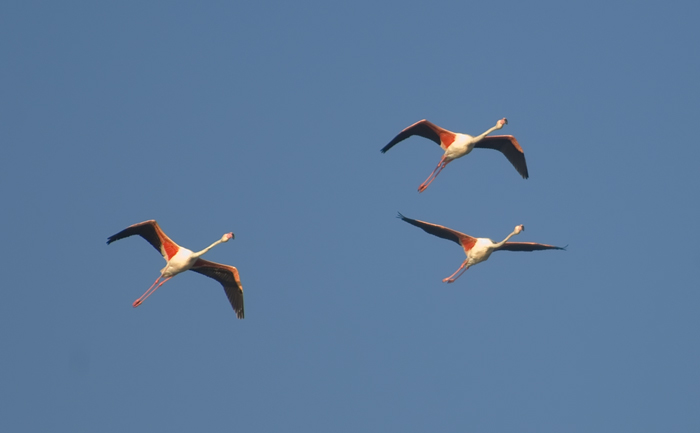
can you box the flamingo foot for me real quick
[418,184,428,193]
[133,299,143,307]
[442,278,455,283]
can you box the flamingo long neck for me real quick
[492,230,519,250]
[472,124,501,143]
[192,239,225,259]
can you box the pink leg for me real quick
[442,261,469,283]
[133,275,173,307]
[418,157,449,193]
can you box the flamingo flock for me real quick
[108,117,564,323]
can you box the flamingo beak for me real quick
[227,232,234,240]
[503,118,508,125]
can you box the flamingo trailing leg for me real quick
[133,276,173,307]
[442,261,469,284]
[418,155,450,193]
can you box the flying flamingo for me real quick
[107,220,244,319]
[398,213,564,283]
[381,118,528,192]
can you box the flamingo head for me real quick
[221,232,234,242]
[514,224,524,234]
[497,118,508,128]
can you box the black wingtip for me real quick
[521,166,530,179]
[396,212,406,220]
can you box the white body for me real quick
[443,133,477,160]
[442,226,523,283]
[161,247,197,277]
[466,238,498,266]
[159,232,232,278]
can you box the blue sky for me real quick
[2,1,699,431]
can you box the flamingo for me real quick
[107,220,244,319]
[381,118,528,192]
[398,213,564,283]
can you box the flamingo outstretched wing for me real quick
[190,259,245,319]
[381,120,448,153]
[474,135,529,179]
[397,213,477,250]
[498,242,566,252]
[107,220,180,261]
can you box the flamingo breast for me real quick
[161,247,196,277]
[467,238,496,265]
[444,134,474,160]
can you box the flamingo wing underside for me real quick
[474,136,529,179]
[381,120,444,153]
[106,220,180,260]
[498,242,566,252]
[397,213,474,247]
[190,259,245,319]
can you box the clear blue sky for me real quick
[2,1,699,431]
